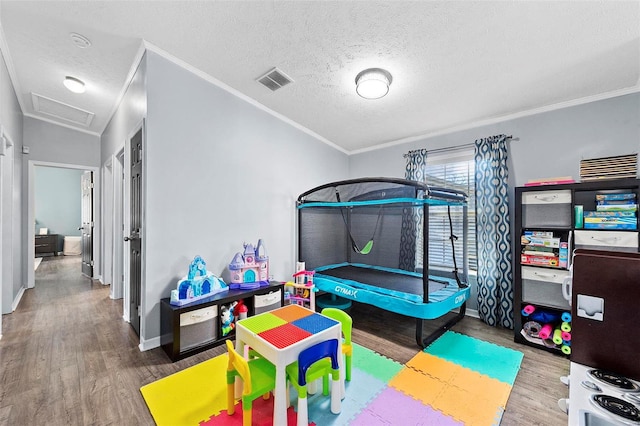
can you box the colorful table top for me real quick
[237,304,339,349]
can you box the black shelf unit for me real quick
[513,178,640,356]
[160,281,284,361]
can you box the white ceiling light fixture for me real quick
[355,68,392,99]
[63,76,86,94]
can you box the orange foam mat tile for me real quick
[405,352,457,383]
[391,360,510,426]
[388,367,445,406]
[432,383,503,426]
[406,352,512,408]
[448,368,513,408]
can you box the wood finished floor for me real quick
[0,256,569,425]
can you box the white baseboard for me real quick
[466,308,479,319]
[12,286,25,311]
[139,335,160,352]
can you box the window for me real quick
[417,146,476,273]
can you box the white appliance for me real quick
[568,362,640,425]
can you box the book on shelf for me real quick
[522,250,557,257]
[584,223,638,230]
[523,231,554,238]
[524,176,576,187]
[596,204,638,212]
[596,193,636,201]
[521,254,560,267]
[584,217,636,225]
[521,235,561,248]
[596,199,637,206]
[583,211,637,218]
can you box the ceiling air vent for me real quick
[256,67,293,91]
[580,153,638,181]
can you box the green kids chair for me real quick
[225,340,276,426]
[321,307,353,383]
[286,339,341,426]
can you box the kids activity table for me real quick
[235,304,342,425]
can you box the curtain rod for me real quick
[404,135,514,157]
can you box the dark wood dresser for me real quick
[35,234,59,257]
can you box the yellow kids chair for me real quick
[225,340,276,426]
[321,308,353,382]
[286,339,341,426]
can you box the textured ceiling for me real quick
[1,1,639,153]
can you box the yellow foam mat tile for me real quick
[140,354,229,426]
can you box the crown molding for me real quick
[352,85,640,155]
[0,22,27,114]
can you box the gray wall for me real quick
[22,117,101,289]
[101,53,147,162]
[140,50,348,341]
[0,45,24,317]
[349,92,640,311]
[350,93,640,185]
[34,166,83,243]
[23,117,100,166]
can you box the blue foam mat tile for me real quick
[301,368,388,426]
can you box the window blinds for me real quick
[418,148,477,272]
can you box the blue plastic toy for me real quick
[170,255,228,306]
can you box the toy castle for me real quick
[228,239,269,289]
[170,255,228,306]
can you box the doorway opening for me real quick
[27,161,100,289]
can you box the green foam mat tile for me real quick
[352,343,403,383]
[424,331,523,385]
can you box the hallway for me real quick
[0,255,218,425]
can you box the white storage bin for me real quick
[254,289,282,315]
[574,230,638,253]
[522,190,572,228]
[63,236,82,255]
[521,266,570,310]
[179,306,217,351]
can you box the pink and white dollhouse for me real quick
[228,239,269,289]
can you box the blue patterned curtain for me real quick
[400,149,428,271]
[474,135,513,328]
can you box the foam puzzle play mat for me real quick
[141,331,523,425]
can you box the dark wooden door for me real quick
[126,128,143,336]
[80,171,93,277]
